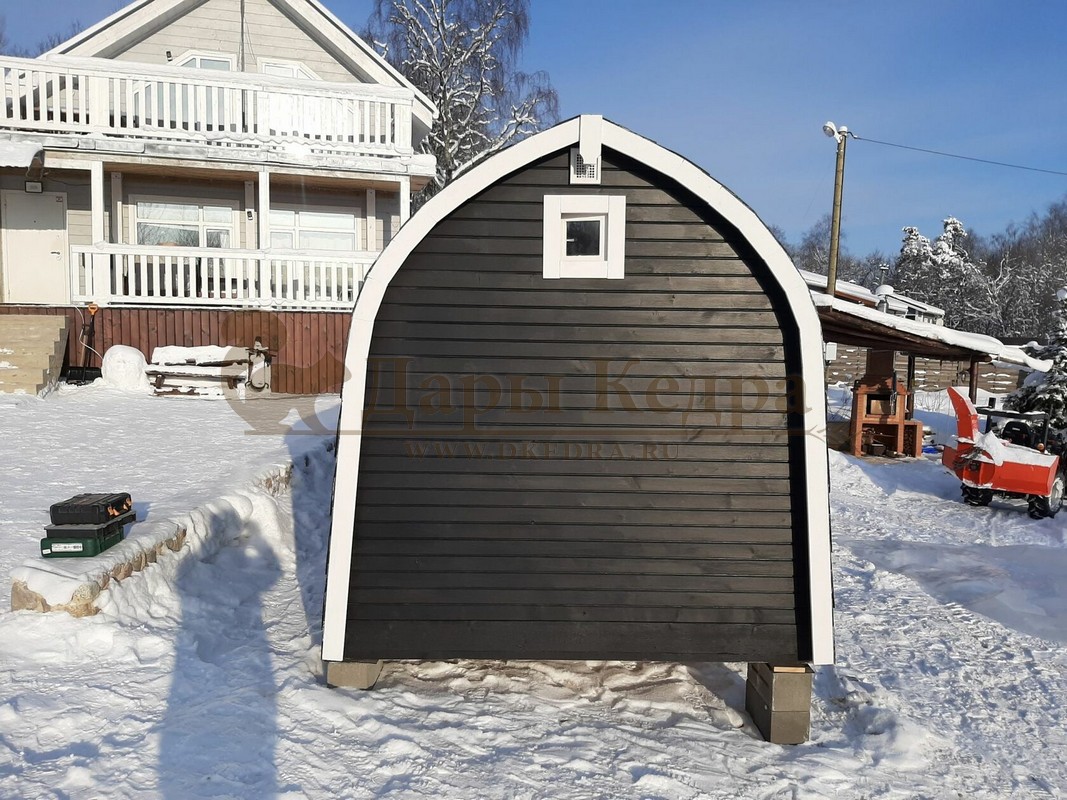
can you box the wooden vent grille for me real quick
[570,148,600,183]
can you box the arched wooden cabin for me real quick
[322,116,833,677]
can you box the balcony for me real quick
[71,244,375,310]
[1,53,418,160]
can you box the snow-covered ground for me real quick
[1,383,1066,798]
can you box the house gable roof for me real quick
[45,0,436,127]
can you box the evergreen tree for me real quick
[1007,288,1067,429]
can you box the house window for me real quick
[176,51,235,71]
[269,207,359,251]
[133,198,237,249]
[543,195,626,279]
[260,60,320,80]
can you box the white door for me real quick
[1,191,70,304]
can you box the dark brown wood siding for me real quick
[0,305,349,394]
[347,149,812,662]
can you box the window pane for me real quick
[203,206,231,223]
[271,232,294,249]
[138,223,198,247]
[299,210,355,231]
[206,229,231,248]
[270,209,296,227]
[565,219,601,256]
[299,230,355,251]
[262,63,296,78]
[138,201,199,222]
[200,58,231,71]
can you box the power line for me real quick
[851,134,1067,178]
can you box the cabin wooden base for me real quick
[324,660,384,690]
[745,662,813,744]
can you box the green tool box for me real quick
[40,528,125,558]
[40,510,134,559]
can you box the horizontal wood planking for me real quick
[340,621,800,662]
[353,571,794,594]
[374,286,777,311]
[360,430,795,447]
[354,539,793,561]
[357,472,789,494]
[349,604,797,626]
[352,588,796,609]
[364,357,789,378]
[349,523,794,544]
[356,489,791,512]
[369,322,785,344]
[367,371,793,398]
[375,305,781,327]
[368,339,786,362]
[359,441,791,464]
[346,148,804,661]
[354,506,793,528]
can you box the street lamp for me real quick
[822,121,854,298]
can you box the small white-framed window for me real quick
[260,59,320,80]
[269,205,360,251]
[175,50,235,71]
[131,197,238,248]
[543,195,625,279]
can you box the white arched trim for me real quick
[321,116,834,665]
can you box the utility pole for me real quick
[822,122,850,298]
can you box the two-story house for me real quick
[0,0,436,393]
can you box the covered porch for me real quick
[1,155,412,310]
[813,293,1049,457]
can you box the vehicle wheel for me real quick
[1029,474,1065,519]
[962,485,992,506]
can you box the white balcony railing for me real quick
[72,244,375,309]
[1,54,414,155]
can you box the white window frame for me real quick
[259,59,321,81]
[543,195,625,279]
[268,203,362,252]
[129,195,239,249]
[173,50,236,71]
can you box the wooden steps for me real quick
[0,315,69,395]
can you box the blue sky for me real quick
[4,0,1066,257]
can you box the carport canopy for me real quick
[812,293,1049,401]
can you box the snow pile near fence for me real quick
[100,345,152,392]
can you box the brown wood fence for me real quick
[0,305,351,395]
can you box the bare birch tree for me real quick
[364,0,559,202]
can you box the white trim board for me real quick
[320,115,835,665]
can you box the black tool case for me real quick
[44,510,135,539]
[49,493,133,526]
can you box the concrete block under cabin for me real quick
[745,663,814,745]
[320,116,835,732]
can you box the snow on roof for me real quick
[799,270,945,318]
[0,139,43,168]
[811,292,1051,372]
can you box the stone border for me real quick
[10,464,294,617]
